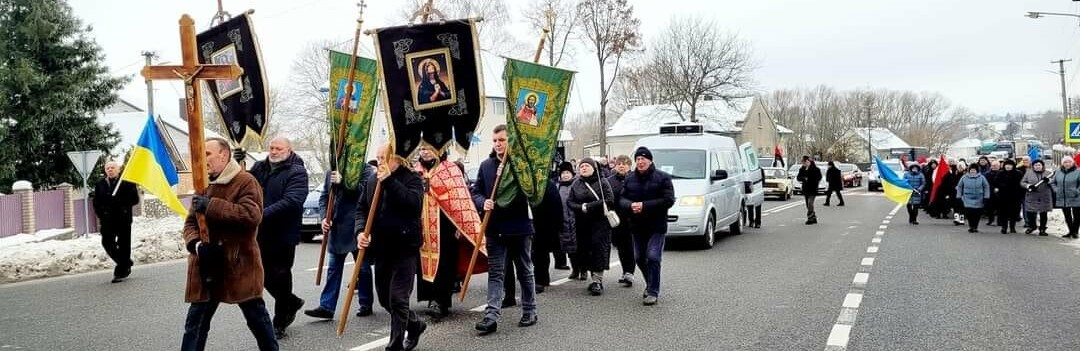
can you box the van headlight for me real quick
[679,195,704,207]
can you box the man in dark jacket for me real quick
[92,160,140,283]
[607,155,636,287]
[249,136,308,338]
[619,147,675,306]
[356,143,426,351]
[303,166,376,320]
[530,177,564,293]
[796,156,822,224]
[823,161,844,207]
[472,125,539,335]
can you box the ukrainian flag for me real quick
[874,156,914,205]
[119,115,188,217]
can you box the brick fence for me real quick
[0,181,173,237]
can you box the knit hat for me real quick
[558,161,574,174]
[1003,159,1016,167]
[634,147,653,161]
[579,157,598,169]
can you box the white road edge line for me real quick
[350,337,391,351]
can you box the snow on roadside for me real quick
[0,217,187,283]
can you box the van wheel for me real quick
[730,205,743,235]
[702,214,716,249]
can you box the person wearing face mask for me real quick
[993,159,1023,234]
[606,155,637,287]
[565,158,616,296]
[93,160,140,283]
[955,165,991,233]
[1022,160,1053,236]
[1052,156,1080,238]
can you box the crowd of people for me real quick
[121,125,678,351]
[900,155,1080,237]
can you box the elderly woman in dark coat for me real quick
[1022,160,1054,236]
[565,158,615,296]
[993,159,1024,234]
[904,164,925,225]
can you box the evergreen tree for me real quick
[0,0,127,192]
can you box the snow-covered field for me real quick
[0,217,186,283]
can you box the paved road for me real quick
[4,188,1079,350]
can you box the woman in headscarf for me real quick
[993,159,1024,234]
[565,158,615,295]
[1022,159,1053,236]
[904,164,925,225]
[1052,156,1080,238]
[922,159,939,218]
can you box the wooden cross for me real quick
[141,14,244,192]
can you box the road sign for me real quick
[67,150,103,180]
[1067,119,1080,143]
[66,150,103,237]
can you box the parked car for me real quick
[301,189,322,243]
[762,167,793,200]
[866,159,904,192]
[634,123,752,249]
[839,163,862,187]
[789,164,828,195]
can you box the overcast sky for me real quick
[70,0,1080,123]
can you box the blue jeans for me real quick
[318,251,373,311]
[485,234,537,320]
[634,231,665,297]
[181,298,278,351]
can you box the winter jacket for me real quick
[557,178,577,253]
[955,173,991,209]
[250,152,309,247]
[92,177,139,226]
[1022,169,1054,212]
[471,154,534,236]
[993,169,1024,206]
[354,166,424,258]
[826,166,843,191]
[619,165,676,235]
[904,171,925,205]
[796,163,823,196]
[566,175,615,242]
[1052,166,1080,208]
[531,180,566,253]
[607,172,631,235]
[183,159,264,304]
[319,166,373,255]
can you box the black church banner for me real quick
[196,13,269,144]
[372,19,484,158]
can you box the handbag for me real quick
[584,180,620,228]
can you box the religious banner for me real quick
[371,19,484,158]
[327,50,378,191]
[419,160,486,282]
[196,13,269,144]
[496,58,575,207]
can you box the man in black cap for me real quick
[619,146,675,306]
[796,156,822,225]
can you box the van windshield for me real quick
[651,149,706,179]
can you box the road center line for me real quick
[866,246,878,253]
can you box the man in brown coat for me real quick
[180,138,278,351]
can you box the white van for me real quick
[633,124,763,249]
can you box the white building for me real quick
[847,127,911,162]
[948,138,984,158]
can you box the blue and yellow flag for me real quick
[119,115,187,217]
[874,156,913,205]
[496,58,575,207]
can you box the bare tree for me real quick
[522,0,578,67]
[563,111,601,160]
[397,0,527,57]
[577,0,641,156]
[1035,110,1063,144]
[647,16,755,122]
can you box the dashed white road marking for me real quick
[350,337,391,351]
[826,324,852,347]
[874,231,884,236]
[878,225,888,230]
[882,220,891,224]
[866,246,878,253]
[842,293,863,308]
[871,238,881,243]
[861,257,874,266]
[852,273,869,285]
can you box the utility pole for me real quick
[1053,59,1072,119]
[865,93,872,163]
[141,51,158,118]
